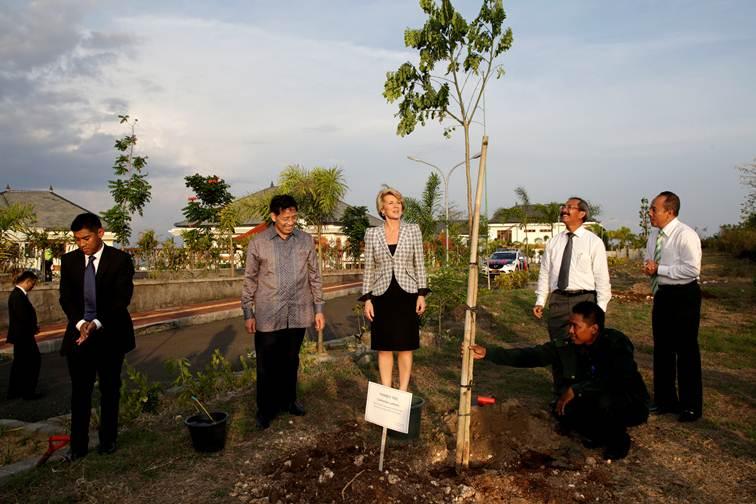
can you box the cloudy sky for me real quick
[1,0,754,241]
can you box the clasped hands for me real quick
[642,259,658,276]
[76,321,97,345]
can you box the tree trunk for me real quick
[455,136,488,471]
[464,123,473,233]
[229,236,235,277]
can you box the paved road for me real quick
[0,293,362,423]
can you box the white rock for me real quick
[354,455,365,467]
[387,474,401,485]
[457,484,476,499]
[318,467,335,483]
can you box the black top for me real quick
[6,287,38,346]
[59,245,136,355]
[359,243,430,301]
[485,328,650,403]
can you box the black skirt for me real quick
[370,275,420,351]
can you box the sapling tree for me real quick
[102,115,151,246]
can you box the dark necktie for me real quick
[557,232,575,291]
[84,255,97,321]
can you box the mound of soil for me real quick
[229,401,619,503]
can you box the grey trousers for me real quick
[547,291,597,341]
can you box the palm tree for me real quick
[514,186,531,258]
[404,172,443,243]
[0,202,36,272]
[537,202,562,239]
[341,205,370,268]
[608,226,636,257]
[279,165,347,270]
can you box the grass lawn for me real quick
[1,251,753,503]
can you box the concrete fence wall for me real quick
[0,272,361,331]
[607,248,644,260]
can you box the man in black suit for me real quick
[467,301,649,460]
[59,213,135,459]
[6,270,42,400]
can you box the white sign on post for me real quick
[364,381,413,434]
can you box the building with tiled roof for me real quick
[0,186,116,273]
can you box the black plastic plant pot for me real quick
[184,411,229,453]
[388,396,425,441]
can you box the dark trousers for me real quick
[255,328,306,419]
[547,291,596,392]
[66,346,124,456]
[7,340,41,399]
[558,392,648,446]
[652,281,702,414]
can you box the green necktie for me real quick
[651,230,664,294]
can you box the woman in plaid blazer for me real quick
[361,187,429,391]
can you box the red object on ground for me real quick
[477,395,496,406]
[36,434,70,466]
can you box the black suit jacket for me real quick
[59,245,135,355]
[7,287,38,346]
[485,328,650,405]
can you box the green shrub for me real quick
[607,256,629,268]
[704,225,756,261]
[119,364,162,424]
[166,349,239,405]
[425,266,467,335]
[494,270,529,290]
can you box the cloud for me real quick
[0,0,86,71]
[2,2,753,242]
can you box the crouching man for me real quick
[467,301,649,460]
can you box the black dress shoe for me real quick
[97,442,117,455]
[648,402,680,415]
[678,410,701,423]
[582,437,605,449]
[256,414,271,430]
[62,449,87,462]
[287,401,306,416]
[602,433,631,461]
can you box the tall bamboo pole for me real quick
[455,135,489,470]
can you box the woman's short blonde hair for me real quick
[376,187,404,219]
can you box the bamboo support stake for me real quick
[378,427,388,471]
[317,328,325,353]
[455,135,489,470]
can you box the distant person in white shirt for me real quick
[533,197,612,395]
[643,191,703,423]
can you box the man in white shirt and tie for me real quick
[643,191,702,423]
[534,197,612,394]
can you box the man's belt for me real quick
[553,289,596,297]
[657,281,699,290]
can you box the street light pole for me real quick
[407,152,482,264]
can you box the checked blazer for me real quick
[361,222,428,297]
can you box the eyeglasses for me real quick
[560,205,580,211]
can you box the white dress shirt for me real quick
[76,244,105,330]
[645,217,701,285]
[535,225,612,311]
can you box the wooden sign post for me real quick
[364,382,413,471]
